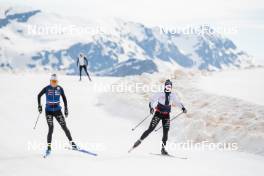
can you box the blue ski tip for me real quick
[65,147,97,156]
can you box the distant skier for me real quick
[130,79,187,155]
[77,52,91,81]
[37,74,77,156]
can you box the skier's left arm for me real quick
[171,93,187,113]
[84,56,88,66]
[60,87,69,117]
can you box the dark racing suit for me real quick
[38,85,73,144]
[140,92,184,148]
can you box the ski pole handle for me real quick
[33,113,41,130]
[154,112,184,132]
[132,114,152,131]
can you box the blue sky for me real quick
[1,0,263,61]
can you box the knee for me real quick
[60,121,68,131]
[57,115,66,126]
[48,122,54,129]
[146,126,155,134]
[48,125,54,133]
[163,122,170,130]
[164,125,170,131]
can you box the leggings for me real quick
[79,66,91,80]
[45,110,73,144]
[140,112,170,147]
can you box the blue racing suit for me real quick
[37,85,67,112]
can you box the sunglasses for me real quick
[50,80,58,84]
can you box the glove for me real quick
[38,105,42,113]
[150,107,154,114]
[64,107,69,117]
[149,102,154,114]
[182,107,187,113]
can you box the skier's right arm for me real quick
[77,57,79,67]
[149,93,160,114]
[37,87,46,113]
[84,56,88,66]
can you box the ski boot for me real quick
[44,145,51,158]
[70,141,78,150]
[129,139,142,153]
[161,147,169,155]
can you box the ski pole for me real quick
[132,114,152,131]
[154,112,184,132]
[33,113,41,130]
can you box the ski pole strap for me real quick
[132,114,152,131]
[154,112,184,132]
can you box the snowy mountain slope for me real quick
[0,73,264,176]
[0,5,254,75]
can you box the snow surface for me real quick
[196,68,264,106]
[0,72,263,176]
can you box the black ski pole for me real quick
[132,114,152,131]
[33,113,41,130]
[154,112,184,132]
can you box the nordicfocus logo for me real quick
[26,24,104,36]
[158,24,238,36]
[163,140,239,151]
[92,82,164,93]
[27,140,106,151]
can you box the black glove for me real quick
[149,102,154,114]
[38,105,42,113]
[65,107,69,117]
[182,107,187,113]
[150,107,154,114]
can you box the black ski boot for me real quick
[161,147,169,155]
[88,76,92,81]
[129,139,142,153]
[71,141,78,150]
[133,139,142,148]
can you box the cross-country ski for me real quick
[149,153,188,160]
[65,147,98,156]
